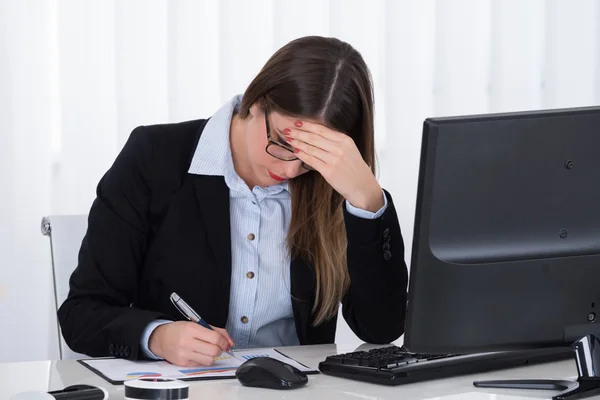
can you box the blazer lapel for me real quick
[192,174,232,319]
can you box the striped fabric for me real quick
[188,94,299,348]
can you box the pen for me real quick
[170,292,235,358]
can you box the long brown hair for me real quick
[238,36,376,325]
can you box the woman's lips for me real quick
[268,170,286,181]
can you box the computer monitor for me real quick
[404,106,600,399]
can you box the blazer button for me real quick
[246,271,255,279]
[384,250,392,260]
[247,233,255,241]
[241,316,249,324]
[124,347,131,357]
[383,243,390,251]
[109,343,115,355]
[383,228,390,237]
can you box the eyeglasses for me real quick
[264,107,314,171]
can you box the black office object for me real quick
[236,357,308,389]
[9,384,108,400]
[404,106,600,399]
[52,385,107,400]
[124,378,189,400]
[318,345,573,385]
[319,106,600,399]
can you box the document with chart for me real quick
[79,348,318,384]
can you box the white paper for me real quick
[81,348,316,383]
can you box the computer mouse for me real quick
[10,384,108,400]
[235,356,308,390]
[56,384,108,399]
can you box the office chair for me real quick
[41,215,89,360]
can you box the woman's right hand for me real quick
[148,321,234,367]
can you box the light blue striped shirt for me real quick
[140,95,387,358]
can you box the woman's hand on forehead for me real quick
[283,119,384,213]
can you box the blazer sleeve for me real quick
[57,126,172,360]
[341,189,409,344]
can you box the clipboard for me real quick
[78,348,319,385]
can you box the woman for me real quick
[58,36,408,368]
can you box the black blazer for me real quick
[57,119,409,360]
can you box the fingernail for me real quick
[282,128,291,136]
[294,148,300,154]
[285,137,293,142]
[294,120,303,127]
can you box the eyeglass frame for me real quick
[263,105,314,171]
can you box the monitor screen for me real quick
[404,106,600,355]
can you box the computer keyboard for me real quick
[318,345,573,385]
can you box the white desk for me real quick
[0,343,591,400]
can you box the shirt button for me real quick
[241,316,249,324]
[246,271,255,279]
[247,233,255,241]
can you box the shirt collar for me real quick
[188,94,289,194]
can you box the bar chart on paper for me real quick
[178,353,239,377]
[240,353,270,360]
[80,348,317,384]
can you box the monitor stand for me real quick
[473,334,600,400]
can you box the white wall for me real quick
[0,0,599,362]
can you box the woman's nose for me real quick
[284,160,305,179]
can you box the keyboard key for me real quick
[341,357,359,365]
